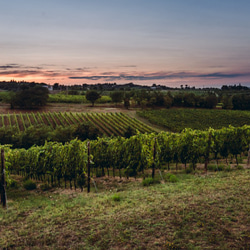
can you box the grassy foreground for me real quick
[1,170,250,249]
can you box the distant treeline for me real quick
[1,80,249,92]
[1,81,250,110]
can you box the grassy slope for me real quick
[137,108,250,132]
[1,170,250,249]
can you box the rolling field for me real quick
[137,108,250,132]
[0,111,154,136]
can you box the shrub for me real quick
[9,179,18,188]
[11,85,49,109]
[169,174,179,183]
[164,173,172,180]
[112,194,121,202]
[142,177,160,186]
[236,165,244,170]
[207,164,217,171]
[217,164,225,171]
[185,167,193,174]
[224,165,232,172]
[23,179,37,190]
[238,157,243,164]
[142,177,154,186]
[164,173,179,183]
[40,183,50,191]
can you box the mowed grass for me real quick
[0,170,250,249]
[137,108,250,132]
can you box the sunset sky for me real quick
[1,0,250,87]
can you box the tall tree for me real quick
[11,85,49,109]
[86,90,100,106]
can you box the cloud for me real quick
[0,64,43,71]
[0,64,21,70]
[69,71,250,82]
[1,63,250,83]
[0,64,71,79]
[0,69,64,78]
[118,65,137,68]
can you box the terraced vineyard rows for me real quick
[0,112,154,136]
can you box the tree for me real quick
[222,95,233,109]
[164,92,173,108]
[110,91,123,105]
[86,90,100,106]
[232,94,250,110]
[11,85,49,109]
[204,94,218,109]
[148,91,165,107]
[183,93,196,107]
[73,122,100,141]
[172,93,183,107]
[123,126,136,138]
[123,92,132,109]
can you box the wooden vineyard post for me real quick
[248,144,250,166]
[87,141,91,193]
[152,138,156,179]
[1,149,7,208]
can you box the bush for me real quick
[40,183,51,191]
[236,165,244,170]
[142,177,155,186]
[23,179,37,190]
[169,174,179,183]
[208,164,225,172]
[164,173,179,183]
[207,164,217,171]
[9,179,18,188]
[217,164,225,171]
[112,194,121,202]
[73,122,100,141]
[224,165,232,172]
[185,167,193,174]
[11,85,49,109]
[123,126,136,138]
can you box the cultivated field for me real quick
[0,111,154,136]
[1,102,250,249]
[137,108,250,132]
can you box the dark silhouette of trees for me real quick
[11,85,49,109]
[110,91,123,105]
[183,93,196,107]
[232,94,250,110]
[204,94,218,109]
[73,122,100,141]
[86,90,100,106]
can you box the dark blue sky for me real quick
[1,0,250,87]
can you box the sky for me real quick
[1,0,250,88]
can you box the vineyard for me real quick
[0,112,154,136]
[2,125,250,192]
[137,108,250,132]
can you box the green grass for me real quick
[137,108,250,132]
[1,170,250,249]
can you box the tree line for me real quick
[1,81,250,110]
